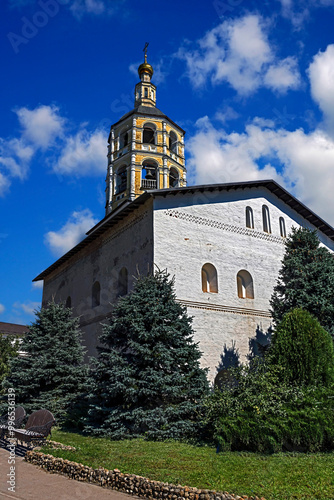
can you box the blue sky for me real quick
[1,0,334,325]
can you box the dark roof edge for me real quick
[33,180,334,281]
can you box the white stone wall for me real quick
[153,187,334,381]
[42,201,154,357]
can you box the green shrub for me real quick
[202,361,334,452]
[269,308,334,386]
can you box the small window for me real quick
[237,270,254,299]
[169,131,177,153]
[262,205,271,233]
[201,263,218,293]
[65,296,71,308]
[169,167,179,188]
[279,217,286,238]
[246,206,254,229]
[143,125,155,144]
[118,267,128,297]
[144,88,148,98]
[92,281,101,308]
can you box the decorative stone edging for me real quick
[44,440,77,451]
[25,451,266,500]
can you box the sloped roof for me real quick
[0,322,28,336]
[110,104,186,134]
[33,179,334,281]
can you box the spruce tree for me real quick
[3,302,88,422]
[270,227,334,335]
[85,270,209,440]
[0,335,19,390]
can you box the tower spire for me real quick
[135,44,155,107]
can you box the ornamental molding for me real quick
[164,209,284,244]
[178,299,272,318]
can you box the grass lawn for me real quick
[41,429,334,500]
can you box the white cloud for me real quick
[13,301,39,316]
[70,0,106,18]
[188,117,334,224]
[278,0,334,27]
[177,14,301,95]
[54,129,106,176]
[0,304,5,314]
[308,44,334,130]
[32,281,43,290]
[45,209,99,257]
[264,57,301,92]
[16,105,65,149]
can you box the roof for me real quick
[33,179,334,281]
[110,105,186,135]
[0,322,29,336]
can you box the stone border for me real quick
[25,451,266,500]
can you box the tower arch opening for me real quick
[141,159,158,189]
[143,123,156,144]
[169,131,177,153]
[169,167,179,188]
[115,165,127,194]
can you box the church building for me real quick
[34,53,334,381]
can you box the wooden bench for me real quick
[0,406,26,440]
[13,409,55,446]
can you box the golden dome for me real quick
[138,54,154,79]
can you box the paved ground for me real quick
[0,440,137,500]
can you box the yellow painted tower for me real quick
[105,48,186,214]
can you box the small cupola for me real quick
[134,44,156,108]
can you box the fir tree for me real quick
[270,227,334,336]
[85,269,209,440]
[3,302,88,422]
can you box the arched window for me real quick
[141,159,158,189]
[169,167,179,188]
[262,205,271,233]
[115,165,127,194]
[169,131,177,153]
[118,267,128,297]
[279,217,286,238]
[143,124,155,144]
[92,281,101,308]
[201,263,218,293]
[245,206,254,229]
[144,87,148,98]
[65,296,71,308]
[237,270,254,299]
[119,131,128,149]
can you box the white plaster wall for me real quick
[153,187,334,381]
[42,201,154,358]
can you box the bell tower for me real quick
[105,46,187,215]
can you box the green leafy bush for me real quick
[269,308,334,386]
[202,360,334,453]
